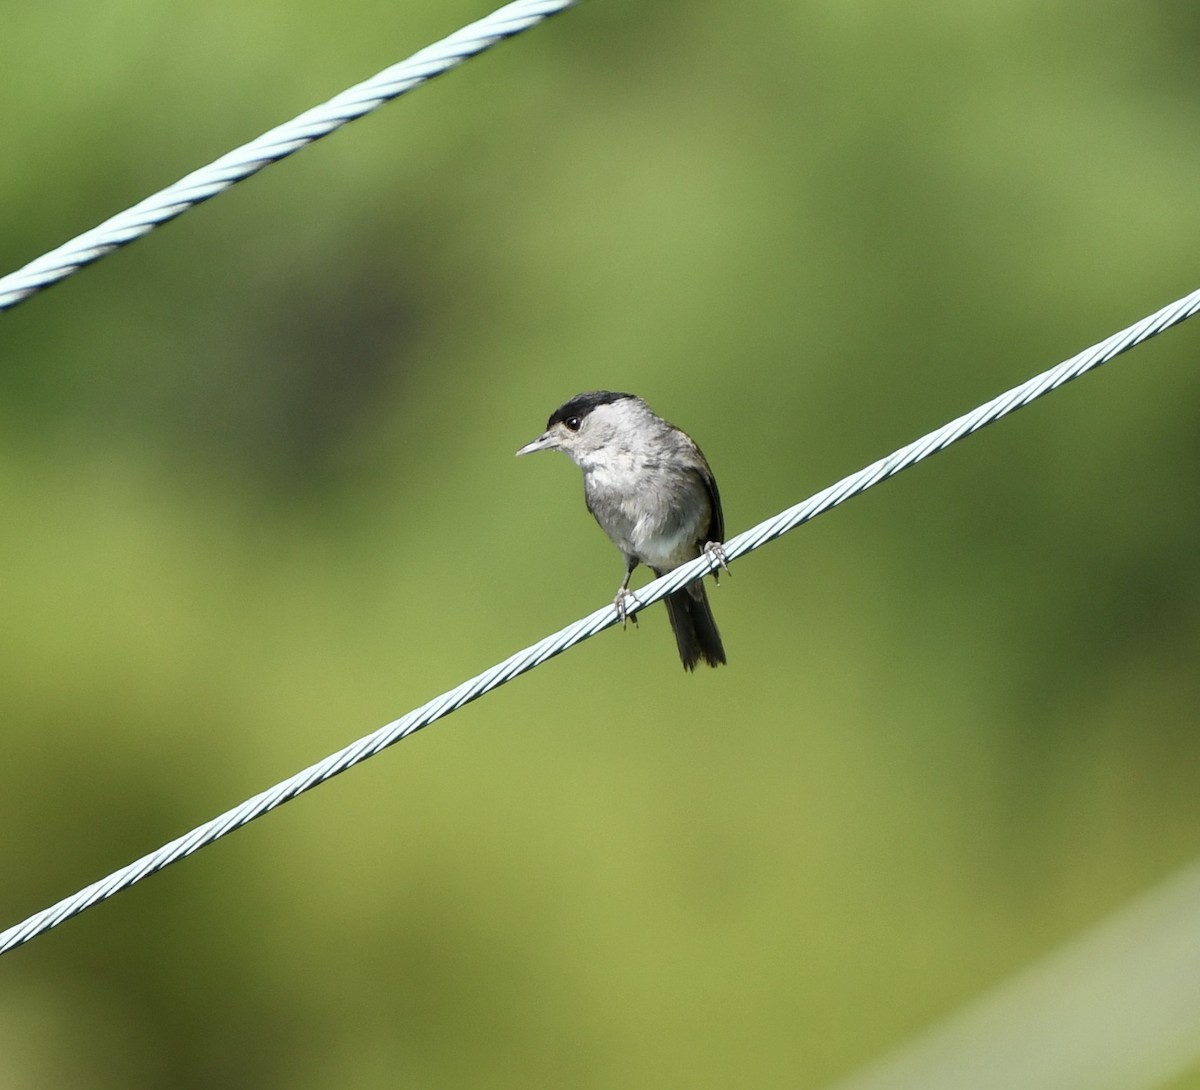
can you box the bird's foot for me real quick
[703,540,730,582]
[614,587,640,629]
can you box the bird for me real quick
[516,391,727,670]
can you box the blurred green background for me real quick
[3,0,1200,1086]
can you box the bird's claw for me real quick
[614,588,639,629]
[703,540,730,582]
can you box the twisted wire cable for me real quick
[0,0,579,313]
[2,283,1198,956]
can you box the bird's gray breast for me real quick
[584,459,709,569]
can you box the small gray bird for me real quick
[516,391,727,670]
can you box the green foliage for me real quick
[3,0,1200,1086]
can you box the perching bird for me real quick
[516,391,727,670]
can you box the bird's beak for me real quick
[515,432,558,457]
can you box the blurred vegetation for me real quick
[3,1,1200,1087]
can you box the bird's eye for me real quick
[564,416,581,432]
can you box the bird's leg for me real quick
[702,540,730,583]
[614,558,639,628]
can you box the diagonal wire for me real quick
[0,0,579,313]
[2,285,1197,957]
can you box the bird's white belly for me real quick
[632,518,695,569]
[586,467,700,565]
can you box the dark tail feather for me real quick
[663,585,726,671]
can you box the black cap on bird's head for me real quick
[546,391,634,430]
[516,391,637,457]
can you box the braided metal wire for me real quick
[0,0,579,312]
[1,283,1196,956]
